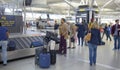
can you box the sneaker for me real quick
[3,64,7,66]
[93,62,96,65]
[118,48,120,50]
[90,63,92,66]
[64,54,67,57]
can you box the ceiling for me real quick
[0,0,120,15]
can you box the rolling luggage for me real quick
[35,47,43,65]
[30,41,44,48]
[39,53,50,68]
[49,40,57,65]
[7,41,16,51]
[35,47,48,64]
[50,50,56,65]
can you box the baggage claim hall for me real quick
[0,0,120,70]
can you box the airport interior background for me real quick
[0,0,120,70]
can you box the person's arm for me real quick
[98,30,101,43]
[111,26,114,36]
[6,32,9,38]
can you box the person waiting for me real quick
[68,23,77,49]
[77,21,86,46]
[106,25,112,41]
[59,18,68,56]
[111,19,120,50]
[0,22,9,66]
[87,23,101,66]
[54,20,59,34]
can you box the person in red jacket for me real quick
[111,19,120,50]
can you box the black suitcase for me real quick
[50,50,56,65]
[35,48,42,65]
[98,41,105,45]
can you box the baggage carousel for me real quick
[0,36,44,62]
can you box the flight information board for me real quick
[0,15,15,27]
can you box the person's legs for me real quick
[1,41,8,65]
[118,36,120,49]
[78,37,80,45]
[73,41,76,48]
[113,36,117,49]
[93,45,97,65]
[106,34,108,41]
[68,36,71,48]
[108,34,112,41]
[59,36,63,54]
[88,43,93,66]
[101,32,105,39]
[81,37,84,46]
[63,39,67,54]
[105,32,108,40]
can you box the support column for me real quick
[23,0,27,34]
[89,0,95,22]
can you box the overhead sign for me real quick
[0,15,15,27]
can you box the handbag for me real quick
[84,32,91,42]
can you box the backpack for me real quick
[7,41,16,51]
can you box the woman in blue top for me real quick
[88,23,101,66]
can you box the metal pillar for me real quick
[23,0,27,34]
[89,0,95,22]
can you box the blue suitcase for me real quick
[7,41,16,51]
[39,53,50,68]
[30,41,44,48]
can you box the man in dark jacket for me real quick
[76,22,86,46]
[111,19,120,50]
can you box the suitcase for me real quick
[50,50,56,65]
[55,44,59,53]
[35,47,48,64]
[7,41,16,51]
[30,41,44,48]
[35,47,43,65]
[39,53,50,68]
[49,40,57,65]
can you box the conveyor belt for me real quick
[0,36,44,62]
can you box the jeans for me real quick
[78,37,84,46]
[88,43,97,65]
[0,41,8,64]
[106,32,112,41]
[113,36,120,49]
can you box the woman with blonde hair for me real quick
[87,23,101,66]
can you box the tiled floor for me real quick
[0,39,120,70]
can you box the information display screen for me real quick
[0,15,15,26]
